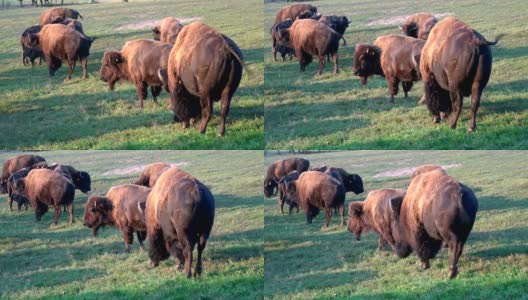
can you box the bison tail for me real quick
[223,44,251,77]
[78,13,83,20]
[473,34,504,46]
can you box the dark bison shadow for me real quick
[216,194,263,209]
[493,45,528,62]
[477,195,528,212]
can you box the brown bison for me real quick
[83,184,150,252]
[39,8,83,26]
[278,19,343,75]
[152,17,183,44]
[7,168,32,211]
[264,157,310,212]
[145,167,215,278]
[411,164,445,179]
[159,22,244,136]
[274,4,318,24]
[100,39,172,108]
[271,18,294,62]
[353,35,425,103]
[277,170,301,214]
[283,171,346,227]
[20,25,44,67]
[133,162,171,187]
[1,154,46,194]
[319,15,350,45]
[47,164,91,193]
[26,24,95,80]
[11,168,75,225]
[401,13,437,40]
[389,169,478,278]
[420,17,502,131]
[348,189,406,251]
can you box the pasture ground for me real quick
[264,151,528,299]
[264,0,528,149]
[0,150,263,299]
[0,0,263,149]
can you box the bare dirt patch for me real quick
[116,16,203,31]
[373,163,462,178]
[102,162,190,176]
[367,13,454,27]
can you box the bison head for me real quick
[345,174,364,194]
[0,179,7,194]
[83,196,113,236]
[24,33,40,49]
[347,202,365,240]
[283,179,300,208]
[276,28,291,48]
[99,51,125,90]
[73,171,91,193]
[352,44,382,85]
[401,22,418,38]
[264,178,278,197]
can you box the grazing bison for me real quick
[319,15,350,45]
[83,184,150,252]
[271,18,294,62]
[283,171,346,227]
[401,13,437,40]
[279,19,343,75]
[389,169,478,278]
[264,157,310,205]
[274,4,318,24]
[11,168,75,225]
[47,164,91,193]
[159,22,244,136]
[353,35,425,103]
[277,171,301,214]
[411,164,445,179]
[133,162,171,187]
[100,40,172,108]
[1,154,46,194]
[348,189,406,251]
[39,8,83,26]
[26,24,95,80]
[7,168,32,211]
[420,17,501,131]
[145,167,215,278]
[153,17,183,44]
[20,25,44,67]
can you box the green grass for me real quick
[0,150,263,299]
[264,151,528,299]
[264,0,528,149]
[0,0,263,149]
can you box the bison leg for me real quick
[468,85,483,132]
[272,47,277,62]
[51,205,62,226]
[67,202,74,224]
[339,204,345,226]
[121,226,134,253]
[305,211,312,224]
[323,207,332,228]
[448,239,465,279]
[218,89,232,137]
[135,82,148,109]
[148,228,169,267]
[137,231,146,250]
[81,57,88,79]
[316,55,325,76]
[402,81,413,98]
[150,86,162,104]
[449,91,463,129]
[8,196,13,211]
[387,76,399,104]
[378,237,387,251]
[198,96,212,134]
[194,235,207,277]
[65,59,76,81]
[279,197,285,214]
[332,53,339,75]
[181,238,196,278]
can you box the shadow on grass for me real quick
[216,194,263,209]
[478,195,528,212]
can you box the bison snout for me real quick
[352,68,359,76]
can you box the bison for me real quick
[401,13,437,40]
[11,168,75,225]
[158,22,244,136]
[20,25,44,67]
[133,162,171,187]
[411,164,445,179]
[278,19,343,75]
[264,157,310,212]
[274,4,317,24]
[353,35,425,103]
[6,168,32,211]
[277,170,301,214]
[47,164,91,193]
[271,18,294,62]
[83,184,150,252]
[145,167,215,278]
[39,8,83,26]
[100,39,172,108]
[26,24,95,81]
[283,171,346,227]
[348,189,406,251]
[152,17,183,44]
[1,154,46,194]
[420,17,502,131]
[389,168,478,278]
[319,15,350,45]
[52,17,86,36]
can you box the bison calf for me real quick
[277,170,301,214]
[353,35,425,103]
[133,162,171,187]
[401,13,437,40]
[1,154,46,194]
[153,17,183,44]
[271,18,294,62]
[83,184,150,252]
[100,39,172,108]
[20,25,44,67]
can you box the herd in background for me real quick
[19,8,246,136]
[270,4,503,131]
[0,156,215,278]
[264,157,479,279]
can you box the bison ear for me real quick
[152,27,160,33]
[389,197,404,220]
[109,52,124,65]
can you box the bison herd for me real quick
[265,158,478,279]
[271,4,502,131]
[19,8,246,136]
[1,156,215,278]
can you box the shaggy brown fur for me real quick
[152,17,183,44]
[411,164,446,179]
[401,13,437,40]
[83,184,151,252]
[20,25,44,67]
[353,35,425,103]
[270,18,294,62]
[160,22,244,136]
[1,154,46,194]
[145,167,215,278]
[348,189,406,251]
[420,17,501,131]
[274,4,317,24]
[11,168,75,225]
[39,8,83,26]
[264,157,310,203]
[100,39,172,108]
[389,169,478,278]
[133,162,171,187]
[277,170,301,214]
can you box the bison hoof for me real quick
[449,265,458,279]
[421,261,430,270]
[150,261,159,267]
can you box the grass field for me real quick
[0,150,263,299]
[0,0,263,150]
[264,151,528,299]
[264,0,528,150]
